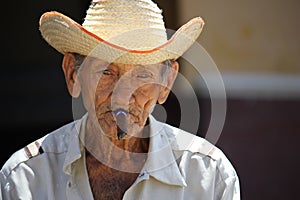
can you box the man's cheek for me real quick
[133,86,158,105]
[133,97,157,125]
[80,89,95,112]
[94,84,114,107]
[99,113,116,132]
[143,98,157,117]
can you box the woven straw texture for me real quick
[39,0,204,64]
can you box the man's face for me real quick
[76,56,173,140]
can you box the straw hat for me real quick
[39,0,205,64]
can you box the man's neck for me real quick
[84,118,150,171]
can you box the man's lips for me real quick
[113,109,128,118]
[113,109,128,140]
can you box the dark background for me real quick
[1,0,299,199]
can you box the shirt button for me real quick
[4,182,11,191]
[68,181,72,188]
[139,172,145,177]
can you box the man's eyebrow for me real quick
[82,56,111,70]
[141,61,168,68]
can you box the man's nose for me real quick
[111,76,135,109]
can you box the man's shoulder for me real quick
[0,120,78,178]
[164,123,237,165]
[160,122,215,157]
[163,122,239,184]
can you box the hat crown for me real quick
[82,0,168,50]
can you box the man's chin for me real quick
[95,113,147,139]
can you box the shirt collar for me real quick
[63,114,88,175]
[63,114,186,187]
[143,115,187,187]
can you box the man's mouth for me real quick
[113,109,128,140]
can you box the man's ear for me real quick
[62,53,81,98]
[158,61,179,104]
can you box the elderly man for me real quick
[0,0,240,199]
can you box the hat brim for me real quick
[39,11,205,64]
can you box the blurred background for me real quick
[0,0,299,199]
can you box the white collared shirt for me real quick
[0,114,240,200]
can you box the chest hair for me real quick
[86,154,141,200]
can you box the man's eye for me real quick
[137,73,151,78]
[102,69,111,75]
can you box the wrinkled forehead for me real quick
[76,54,169,73]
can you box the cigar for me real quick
[113,109,128,140]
